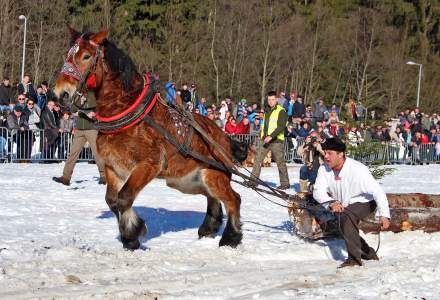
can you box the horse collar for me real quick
[95,72,159,134]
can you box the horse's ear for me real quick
[90,30,109,46]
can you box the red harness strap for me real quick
[95,74,150,122]
[95,74,158,134]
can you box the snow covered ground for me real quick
[0,162,440,299]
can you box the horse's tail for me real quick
[230,138,249,163]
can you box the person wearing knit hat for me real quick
[14,105,23,112]
[313,137,390,268]
[321,137,346,152]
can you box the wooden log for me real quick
[361,193,440,233]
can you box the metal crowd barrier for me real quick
[0,127,94,163]
[230,133,440,165]
[1,127,439,164]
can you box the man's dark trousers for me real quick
[339,201,377,262]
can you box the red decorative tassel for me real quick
[86,74,97,89]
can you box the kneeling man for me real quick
[313,138,390,268]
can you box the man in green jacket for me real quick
[53,91,106,186]
[246,91,290,189]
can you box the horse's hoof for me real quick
[219,231,242,248]
[198,228,216,239]
[198,216,222,239]
[122,239,140,250]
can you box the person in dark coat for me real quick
[180,84,192,104]
[7,105,32,160]
[293,95,306,119]
[40,100,59,161]
[17,75,37,102]
[0,77,14,114]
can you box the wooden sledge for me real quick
[288,193,440,239]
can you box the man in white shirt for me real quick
[313,138,391,268]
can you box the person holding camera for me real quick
[297,131,325,193]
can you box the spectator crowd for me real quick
[165,80,440,162]
[0,75,83,162]
[1,74,440,163]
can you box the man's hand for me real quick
[263,136,272,144]
[86,111,96,119]
[379,216,390,230]
[330,201,344,213]
[80,96,87,105]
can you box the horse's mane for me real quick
[69,31,139,91]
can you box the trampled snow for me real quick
[0,163,439,299]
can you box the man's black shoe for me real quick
[98,177,107,185]
[338,258,362,268]
[52,176,70,186]
[277,184,290,190]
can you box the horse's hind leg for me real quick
[117,163,161,250]
[198,196,223,238]
[202,169,242,247]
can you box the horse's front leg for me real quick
[117,161,161,250]
[104,166,125,221]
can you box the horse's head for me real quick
[54,27,108,102]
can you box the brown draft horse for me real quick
[53,28,248,250]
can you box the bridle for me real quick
[60,35,105,106]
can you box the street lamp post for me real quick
[18,15,27,82]
[406,61,422,108]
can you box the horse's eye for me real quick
[83,54,91,60]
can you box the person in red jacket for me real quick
[420,132,429,144]
[224,116,238,134]
[236,117,250,134]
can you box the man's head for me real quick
[22,75,30,84]
[14,105,23,116]
[322,138,346,169]
[242,117,249,125]
[47,100,55,110]
[297,96,303,103]
[41,81,49,90]
[182,84,188,90]
[201,97,206,104]
[3,77,10,86]
[254,117,260,125]
[17,94,26,104]
[37,86,44,95]
[267,91,277,108]
[190,83,196,90]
